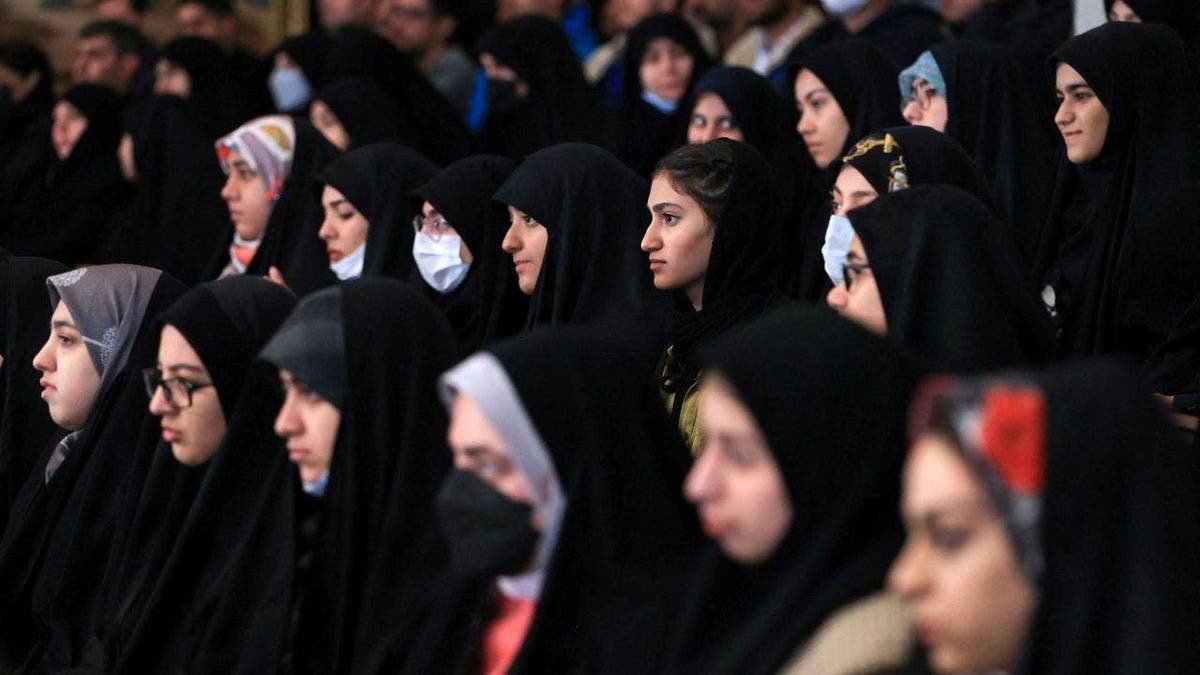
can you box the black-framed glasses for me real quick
[142,367,214,409]
[911,81,939,110]
[843,261,871,291]
[412,214,452,241]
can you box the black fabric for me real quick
[1034,23,1200,377]
[1105,0,1200,49]
[314,77,405,148]
[928,40,1060,267]
[275,29,334,91]
[851,184,1054,373]
[665,306,916,674]
[412,154,527,354]
[842,125,991,204]
[476,16,604,160]
[260,287,347,409]
[790,3,944,70]
[953,0,1073,76]
[318,142,439,280]
[607,13,712,178]
[0,42,54,236]
[494,142,666,331]
[0,255,67,536]
[158,37,247,137]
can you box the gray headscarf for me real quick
[259,286,348,409]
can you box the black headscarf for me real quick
[841,125,992,204]
[0,254,67,535]
[412,154,527,354]
[1035,23,1200,372]
[691,66,799,156]
[850,184,1054,373]
[476,16,604,160]
[665,306,916,674]
[493,143,665,331]
[260,279,458,673]
[317,142,440,279]
[0,40,54,236]
[313,76,405,148]
[158,37,246,137]
[608,13,713,177]
[1105,0,1200,49]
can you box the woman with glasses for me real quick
[314,142,439,281]
[827,184,1052,373]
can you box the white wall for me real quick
[1075,0,1107,34]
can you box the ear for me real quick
[119,52,141,83]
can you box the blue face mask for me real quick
[822,214,856,285]
[303,471,330,497]
[268,67,313,113]
[641,89,679,114]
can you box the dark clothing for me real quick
[790,4,945,70]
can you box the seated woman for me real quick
[314,142,439,281]
[260,278,458,671]
[310,77,406,152]
[641,139,787,453]
[664,307,916,675]
[892,362,1200,674]
[827,184,1053,373]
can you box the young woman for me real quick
[892,363,1200,674]
[310,76,405,151]
[641,139,787,453]
[664,307,917,675]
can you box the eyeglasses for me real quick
[142,367,214,409]
[412,214,452,241]
[911,82,939,111]
[843,261,871,291]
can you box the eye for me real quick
[691,114,705,127]
[718,117,736,131]
[57,334,74,346]
[1073,91,1093,103]
[831,198,842,212]
[237,169,254,181]
[661,212,679,225]
[336,210,355,220]
[930,527,971,553]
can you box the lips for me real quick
[161,425,180,443]
[39,379,55,399]
[1061,130,1081,142]
[699,512,726,538]
[913,618,939,647]
[287,446,308,463]
[327,248,344,262]
[513,260,530,273]
[648,258,666,271]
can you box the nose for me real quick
[1054,100,1072,128]
[640,221,662,253]
[797,110,815,136]
[501,222,521,254]
[32,337,54,373]
[902,100,922,125]
[148,383,174,417]
[699,122,720,143]
[826,282,849,312]
[683,447,720,504]
[220,172,237,202]
[273,394,300,438]
[318,213,336,241]
[887,539,929,601]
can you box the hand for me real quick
[265,266,292,292]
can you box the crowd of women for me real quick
[0,0,1198,672]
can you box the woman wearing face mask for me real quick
[99,275,295,672]
[664,307,917,675]
[315,142,440,282]
[400,325,699,674]
[475,16,604,161]
[0,264,185,671]
[828,184,1053,373]
[261,278,458,672]
[207,114,340,296]
[496,142,666,332]
[607,13,712,178]
[785,39,903,301]
[641,139,789,453]
[892,363,1200,674]
[412,154,527,356]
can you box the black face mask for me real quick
[436,469,541,579]
[487,78,526,116]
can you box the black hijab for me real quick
[313,76,405,148]
[494,142,665,331]
[841,125,991,204]
[157,37,246,137]
[412,154,527,355]
[665,306,916,674]
[1035,23,1200,372]
[0,255,67,535]
[691,66,800,158]
[0,40,54,236]
[260,279,458,673]
[1104,0,1200,49]
[476,16,604,160]
[317,142,440,279]
[850,184,1054,373]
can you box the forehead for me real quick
[648,173,698,207]
[447,393,508,450]
[695,91,731,114]
[78,35,117,54]
[835,164,873,192]
[794,68,827,95]
[50,299,76,324]
[1054,62,1088,86]
[902,433,987,511]
[158,323,204,365]
[698,373,758,433]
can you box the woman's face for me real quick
[418,201,473,262]
[888,433,1036,674]
[501,205,548,295]
[902,76,948,132]
[219,149,274,241]
[153,59,192,97]
[1108,0,1141,22]
[149,324,226,466]
[795,68,851,170]
[51,100,88,161]
[446,393,539,521]
[274,369,342,486]
[688,92,744,144]
[318,185,370,264]
[640,37,694,103]
[310,99,351,151]
[1054,62,1110,164]
[831,164,877,217]
[33,301,101,431]
[825,233,887,335]
[642,173,714,309]
[686,373,793,564]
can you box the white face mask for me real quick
[329,243,365,281]
[413,233,471,293]
[822,214,856,285]
[821,0,869,17]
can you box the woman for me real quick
[401,324,699,673]
[495,142,664,331]
[208,114,340,296]
[310,76,406,151]
[0,264,185,671]
[641,139,787,453]
[898,41,1058,266]
[0,40,54,235]
[101,275,295,672]
[315,142,439,281]
[665,307,917,675]
[261,278,458,672]
[608,13,712,177]
[892,362,1200,674]
[828,185,1053,373]
[1107,0,1200,49]
[412,154,527,355]
[1035,22,1200,388]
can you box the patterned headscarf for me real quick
[215,114,296,201]
[898,50,946,111]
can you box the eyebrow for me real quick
[846,251,867,262]
[1057,82,1092,94]
[162,363,206,375]
[650,202,682,213]
[802,88,831,103]
[52,319,78,331]
[230,160,254,172]
[326,198,348,209]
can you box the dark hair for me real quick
[653,141,736,229]
[80,19,149,56]
[0,39,54,105]
[177,0,235,17]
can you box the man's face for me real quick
[71,35,136,93]
[176,2,236,48]
[376,0,442,55]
